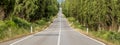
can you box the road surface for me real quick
[0,8,105,45]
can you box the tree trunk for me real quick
[0,6,5,20]
[118,26,120,32]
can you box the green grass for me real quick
[0,17,31,42]
[68,17,86,30]
[92,30,120,45]
[12,17,31,28]
[67,17,120,45]
[0,17,54,42]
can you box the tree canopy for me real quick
[0,0,58,22]
[62,0,120,31]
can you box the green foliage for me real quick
[30,0,58,22]
[1,0,58,21]
[0,21,13,40]
[5,20,16,27]
[35,19,47,26]
[0,0,15,19]
[0,21,7,31]
[93,30,120,45]
[63,0,120,31]
[12,17,31,28]
[68,17,86,30]
[12,0,38,21]
[68,17,75,22]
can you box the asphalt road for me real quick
[0,8,105,45]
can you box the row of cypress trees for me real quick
[0,0,58,21]
[62,0,120,32]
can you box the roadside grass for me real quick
[0,16,55,43]
[67,17,120,45]
[92,30,120,45]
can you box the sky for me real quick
[57,0,65,4]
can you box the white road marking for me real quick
[10,24,50,45]
[66,17,106,45]
[10,35,33,45]
[57,14,62,45]
[74,29,106,45]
